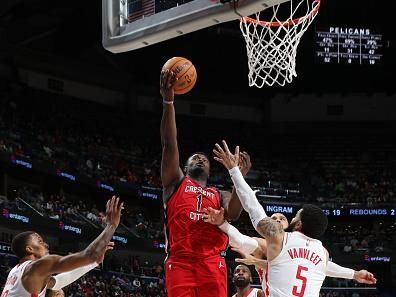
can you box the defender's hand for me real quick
[203,207,225,226]
[353,270,377,284]
[160,69,177,102]
[213,140,240,170]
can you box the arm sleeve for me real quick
[326,261,354,279]
[228,167,267,229]
[51,262,98,290]
[218,221,259,254]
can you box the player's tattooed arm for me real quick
[256,217,284,239]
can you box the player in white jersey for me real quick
[1,196,123,297]
[204,209,376,289]
[208,141,376,297]
[232,264,264,297]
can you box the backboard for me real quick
[102,0,288,54]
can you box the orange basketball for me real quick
[162,57,197,94]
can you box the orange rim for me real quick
[241,0,320,27]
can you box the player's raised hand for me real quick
[203,207,225,226]
[213,140,239,170]
[353,270,377,284]
[160,69,177,102]
[239,151,252,177]
[105,196,124,228]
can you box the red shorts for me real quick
[165,256,227,297]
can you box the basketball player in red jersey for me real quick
[1,196,122,297]
[160,70,247,297]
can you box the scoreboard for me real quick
[315,27,383,65]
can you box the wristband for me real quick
[163,99,174,105]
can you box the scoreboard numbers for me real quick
[315,27,383,65]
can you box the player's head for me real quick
[270,212,289,229]
[185,152,210,179]
[232,264,252,289]
[46,289,65,297]
[12,231,49,260]
[285,204,328,239]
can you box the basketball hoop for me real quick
[240,0,320,87]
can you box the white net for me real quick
[240,0,320,87]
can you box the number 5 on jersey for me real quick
[292,265,308,297]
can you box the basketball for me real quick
[162,57,197,94]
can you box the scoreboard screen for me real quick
[315,27,383,65]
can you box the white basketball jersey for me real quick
[232,288,261,297]
[1,260,47,297]
[266,232,327,297]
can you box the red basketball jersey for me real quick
[164,177,228,259]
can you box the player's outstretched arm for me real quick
[160,69,183,191]
[23,197,123,294]
[46,241,114,290]
[326,261,376,284]
[203,207,260,255]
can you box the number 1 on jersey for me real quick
[196,194,203,212]
[292,265,308,297]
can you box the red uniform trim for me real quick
[265,263,270,297]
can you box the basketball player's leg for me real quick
[165,259,198,297]
[196,257,227,297]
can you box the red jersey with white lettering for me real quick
[266,232,327,297]
[1,260,47,297]
[164,177,228,259]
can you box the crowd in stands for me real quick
[324,223,396,254]
[1,96,396,209]
[0,188,163,241]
